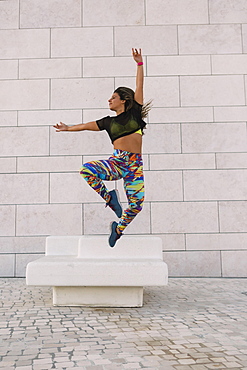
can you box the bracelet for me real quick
[137,62,143,66]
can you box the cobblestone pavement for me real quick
[1,278,247,370]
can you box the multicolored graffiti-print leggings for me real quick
[80,149,144,233]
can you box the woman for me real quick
[54,48,151,247]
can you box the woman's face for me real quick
[108,92,125,112]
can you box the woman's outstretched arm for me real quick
[53,121,100,132]
[132,48,144,105]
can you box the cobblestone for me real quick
[0,278,247,369]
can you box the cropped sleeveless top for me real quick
[96,101,146,143]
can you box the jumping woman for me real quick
[54,48,151,247]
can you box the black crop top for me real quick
[96,101,146,143]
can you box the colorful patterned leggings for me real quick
[80,149,144,233]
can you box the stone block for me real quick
[83,0,145,26]
[222,251,247,277]
[155,234,185,251]
[54,286,144,307]
[0,29,49,59]
[180,75,245,107]
[50,172,104,203]
[0,111,17,126]
[209,0,247,24]
[0,206,15,236]
[163,251,221,277]
[84,202,151,235]
[182,123,247,153]
[50,128,112,155]
[150,153,215,170]
[146,0,208,25]
[18,109,82,126]
[0,60,18,79]
[45,235,81,255]
[108,77,176,110]
[51,78,114,109]
[178,24,242,54]
[0,0,19,29]
[145,171,183,201]
[147,55,211,76]
[16,204,83,236]
[144,77,179,107]
[142,124,181,154]
[216,153,247,169]
[83,57,135,78]
[184,169,247,201]
[114,77,135,92]
[0,80,49,110]
[150,107,214,123]
[151,202,218,233]
[82,108,112,123]
[17,156,82,173]
[243,24,247,53]
[114,76,179,107]
[19,58,81,79]
[0,236,45,253]
[0,127,49,156]
[26,235,168,306]
[77,235,163,260]
[20,0,81,28]
[16,253,44,278]
[51,27,113,57]
[115,26,178,56]
[212,55,247,75]
[0,255,15,277]
[219,201,247,232]
[0,174,49,204]
[214,106,247,122]
[0,158,16,173]
[186,233,247,251]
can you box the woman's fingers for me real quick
[133,48,141,55]
[53,122,65,131]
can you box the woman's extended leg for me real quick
[118,165,144,233]
[109,162,144,247]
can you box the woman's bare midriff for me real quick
[113,133,142,154]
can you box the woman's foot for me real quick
[109,221,123,247]
[106,190,122,218]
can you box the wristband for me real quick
[137,62,143,66]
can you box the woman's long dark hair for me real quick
[114,86,152,119]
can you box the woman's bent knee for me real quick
[80,163,91,178]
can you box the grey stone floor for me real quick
[0,278,247,370]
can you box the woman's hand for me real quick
[132,48,143,64]
[53,122,68,132]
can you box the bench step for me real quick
[53,286,143,307]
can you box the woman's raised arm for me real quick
[53,121,100,132]
[132,48,144,105]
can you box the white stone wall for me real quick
[0,0,247,277]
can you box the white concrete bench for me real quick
[26,235,168,307]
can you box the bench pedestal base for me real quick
[53,286,144,307]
